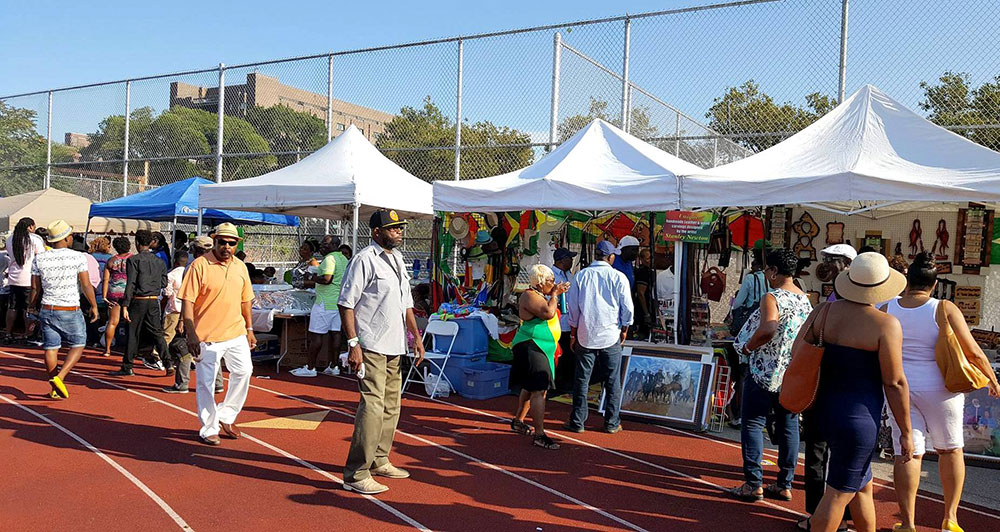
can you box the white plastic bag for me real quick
[423,368,450,397]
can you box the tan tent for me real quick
[0,188,158,234]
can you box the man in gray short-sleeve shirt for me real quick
[339,209,424,496]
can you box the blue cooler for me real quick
[432,317,489,355]
[459,362,511,400]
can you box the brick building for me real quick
[169,73,394,141]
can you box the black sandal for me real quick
[764,483,793,501]
[796,517,849,532]
[510,418,534,436]
[533,434,560,450]
[726,482,763,502]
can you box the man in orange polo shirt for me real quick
[179,223,257,446]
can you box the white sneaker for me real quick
[290,366,317,378]
[370,463,410,479]
[343,477,389,495]
[321,365,340,376]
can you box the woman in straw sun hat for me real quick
[794,252,913,532]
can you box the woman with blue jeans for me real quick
[728,248,812,502]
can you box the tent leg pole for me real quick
[352,203,359,251]
[197,209,203,236]
[673,241,682,345]
[84,217,91,243]
[171,216,177,249]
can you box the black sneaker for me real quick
[143,359,165,371]
[562,421,585,433]
[109,369,134,376]
[214,387,224,394]
[604,425,623,434]
[162,386,189,394]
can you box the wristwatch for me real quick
[347,337,360,349]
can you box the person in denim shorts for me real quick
[29,220,99,399]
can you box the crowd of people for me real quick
[720,247,1000,532]
[6,211,1000,524]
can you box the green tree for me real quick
[247,105,327,167]
[376,96,534,181]
[920,71,1000,152]
[705,81,834,152]
[557,97,658,142]
[82,105,275,183]
[0,101,48,195]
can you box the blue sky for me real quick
[3,0,999,148]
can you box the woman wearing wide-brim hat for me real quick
[793,253,913,532]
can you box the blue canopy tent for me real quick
[88,177,299,228]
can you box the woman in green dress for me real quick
[510,264,570,450]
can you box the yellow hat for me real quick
[47,220,73,243]
[214,223,241,241]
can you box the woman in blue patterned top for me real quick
[728,248,813,503]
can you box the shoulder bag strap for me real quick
[810,303,832,347]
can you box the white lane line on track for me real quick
[246,380,650,532]
[650,423,1000,521]
[0,393,194,531]
[415,389,1000,522]
[0,351,431,532]
[397,389,806,519]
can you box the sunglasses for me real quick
[216,239,239,248]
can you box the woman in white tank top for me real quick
[884,253,1000,532]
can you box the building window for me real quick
[337,123,346,131]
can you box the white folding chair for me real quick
[403,320,459,398]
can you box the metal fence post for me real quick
[675,113,681,157]
[454,38,463,181]
[215,63,226,183]
[838,0,849,103]
[713,137,719,167]
[327,54,334,142]
[620,17,631,134]
[548,32,562,152]
[122,80,131,196]
[44,91,52,189]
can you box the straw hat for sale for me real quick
[449,216,470,240]
[834,252,906,305]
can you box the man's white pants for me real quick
[196,335,252,439]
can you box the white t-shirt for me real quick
[31,248,88,307]
[6,233,46,288]
[164,266,185,315]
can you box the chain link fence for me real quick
[4,0,1000,263]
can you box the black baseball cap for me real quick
[553,248,577,262]
[370,209,408,230]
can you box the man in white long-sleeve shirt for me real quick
[564,239,634,434]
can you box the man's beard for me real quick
[377,234,399,250]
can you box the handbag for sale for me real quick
[935,301,990,393]
[779,304,830,413]
[700,267,727,302]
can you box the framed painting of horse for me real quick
[616,343,716,429]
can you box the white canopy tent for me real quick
[198,125,433,249]
[433,119,702,213]
[680,85,1000,217]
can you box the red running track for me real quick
[1,347,998,532]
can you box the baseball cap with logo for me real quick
[820,244,857,262]
[370,209,408,230]
[47,220,73,243]
[214,223,241,241]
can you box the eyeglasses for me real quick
[381,226,404,234]
[216,239,239,248]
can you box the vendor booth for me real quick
[0,188,156,234]
[432,119,722,424]
[676,85,1000,456]
[197,125,434,372]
